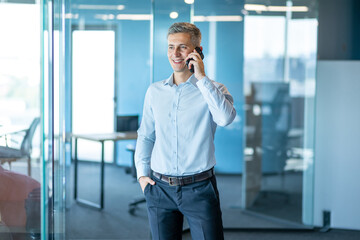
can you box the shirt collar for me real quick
[163,74,175,87]
[188,74,199,87]
[163,73,198,88]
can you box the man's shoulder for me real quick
[152,79,167,87]
[147,78,169,91]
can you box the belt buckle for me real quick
[168,177,179,186]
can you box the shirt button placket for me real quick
[172,89,179,173]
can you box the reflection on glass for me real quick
[243,0,318,226]
[0,1,41,239]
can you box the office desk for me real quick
[72,132,137,209]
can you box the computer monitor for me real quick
[116,115,139,132]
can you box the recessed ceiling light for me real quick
[117,5,125,10]
[170,12,179,19]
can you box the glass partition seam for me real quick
[114,24,118,164]
[44,0,55,238]
[40,0,46,239]
[283,0,292,83]
[51,0,55,236]
[150,0,154,84]
[58,0,66,237]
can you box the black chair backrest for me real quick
[21,117,40,155]
[116,115,139,132]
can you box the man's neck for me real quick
[173,71,192,86]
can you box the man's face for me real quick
[167,33,195,73]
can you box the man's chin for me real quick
[173,66,189,73]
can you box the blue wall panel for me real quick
[116,21,151,166]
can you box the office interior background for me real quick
[0,0,359,239]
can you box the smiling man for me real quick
[135,22,236,240]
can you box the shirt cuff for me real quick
[136,164,151,181]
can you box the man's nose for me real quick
[174,47,181,56]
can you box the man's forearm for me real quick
[196,76,236,126]
[134,134,154,179]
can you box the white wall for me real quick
[314,61,360,230]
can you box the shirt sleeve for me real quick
[196,76,236,127]
[135,87,155,179]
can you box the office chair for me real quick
[127,144,146,215]
[116,115,138,177]
[0,117,40,176]
[116,115,146,214]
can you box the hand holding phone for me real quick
[186,47,204,73]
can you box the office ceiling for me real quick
[4,0,317,19]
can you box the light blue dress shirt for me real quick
[135,74,236,178]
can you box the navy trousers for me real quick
[144,174,224,240]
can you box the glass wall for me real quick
[1,0,318,239]
[0,1,42,239]
[242,0,318,227]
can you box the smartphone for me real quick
[186,47,204,73]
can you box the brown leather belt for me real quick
[152,168,214,186]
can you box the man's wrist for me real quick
[138,176,148,182]
[196,74,206,81]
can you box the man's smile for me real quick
[172,59,184,64]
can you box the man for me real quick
[135,22,236,240]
